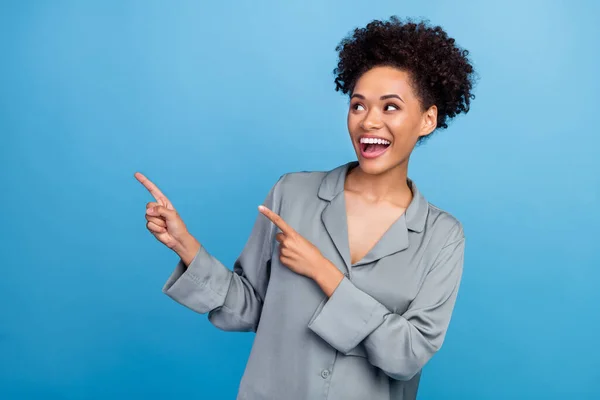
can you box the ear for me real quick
[419,105,437,137]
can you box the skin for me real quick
[344,66,437,265]
[135,65,438,298]
[345,65,437,204]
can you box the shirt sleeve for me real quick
[307,222,465,381]
[162,174,286,332]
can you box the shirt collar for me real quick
[317,160,428,233]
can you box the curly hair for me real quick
[334,16,476,139]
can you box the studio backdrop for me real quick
[1,1,598,399]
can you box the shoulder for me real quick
[423,201,465,247]
[272,168,328,198]
[281,169,328,186]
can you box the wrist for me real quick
[175,233,201,266]
[313,257,345,297]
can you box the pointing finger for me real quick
[135,172,171,207]
[258,205,294,235]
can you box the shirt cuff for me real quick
[307,277,389,354]
[162,245,233,314]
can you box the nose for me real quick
[360,109,383,130]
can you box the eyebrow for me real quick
[351,93,405,103]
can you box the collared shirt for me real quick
[163,160,465,400]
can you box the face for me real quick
[347,65,437,175]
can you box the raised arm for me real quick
[139,173,286,332]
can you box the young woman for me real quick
[136,16,475,400]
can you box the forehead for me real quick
[352,66,415,99]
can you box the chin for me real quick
[356,156,394,176]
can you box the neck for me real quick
[345,160,413,207]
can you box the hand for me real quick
[134,172,199,262]
[258,205,327,280]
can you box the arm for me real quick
[162,174,286,332]
[307,223,465,381]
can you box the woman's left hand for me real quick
[258,205,326,280]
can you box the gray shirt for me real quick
[162,160,465,400]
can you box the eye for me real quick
[384,103,399,111]
[352,103,365,111]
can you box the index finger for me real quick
[134,172,169,204]
[258,205,294,235]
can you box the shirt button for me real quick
[321,369,331,379]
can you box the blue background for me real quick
[1,1,599,399]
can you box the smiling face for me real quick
[347,65,438,175]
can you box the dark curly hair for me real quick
[334,16,476,141]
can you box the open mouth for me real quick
[359,137,391,159]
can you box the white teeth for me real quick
[360,137,391,145]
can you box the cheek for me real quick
[386,116,421,154]
[347,112,357,126]
[347,113,362,133]
[386,115,410,137]
[388,111,420,137]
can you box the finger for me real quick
[147,221,167,233]
[279,255,291,266]
[147,205,177,219]
[145,215,167,228]
[275,232,285,243]
[135,172,171,206]
[146,200,176,213]
[258,205,294,235]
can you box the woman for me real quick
[135,16,475,400]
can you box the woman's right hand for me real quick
[135,172,200,263]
